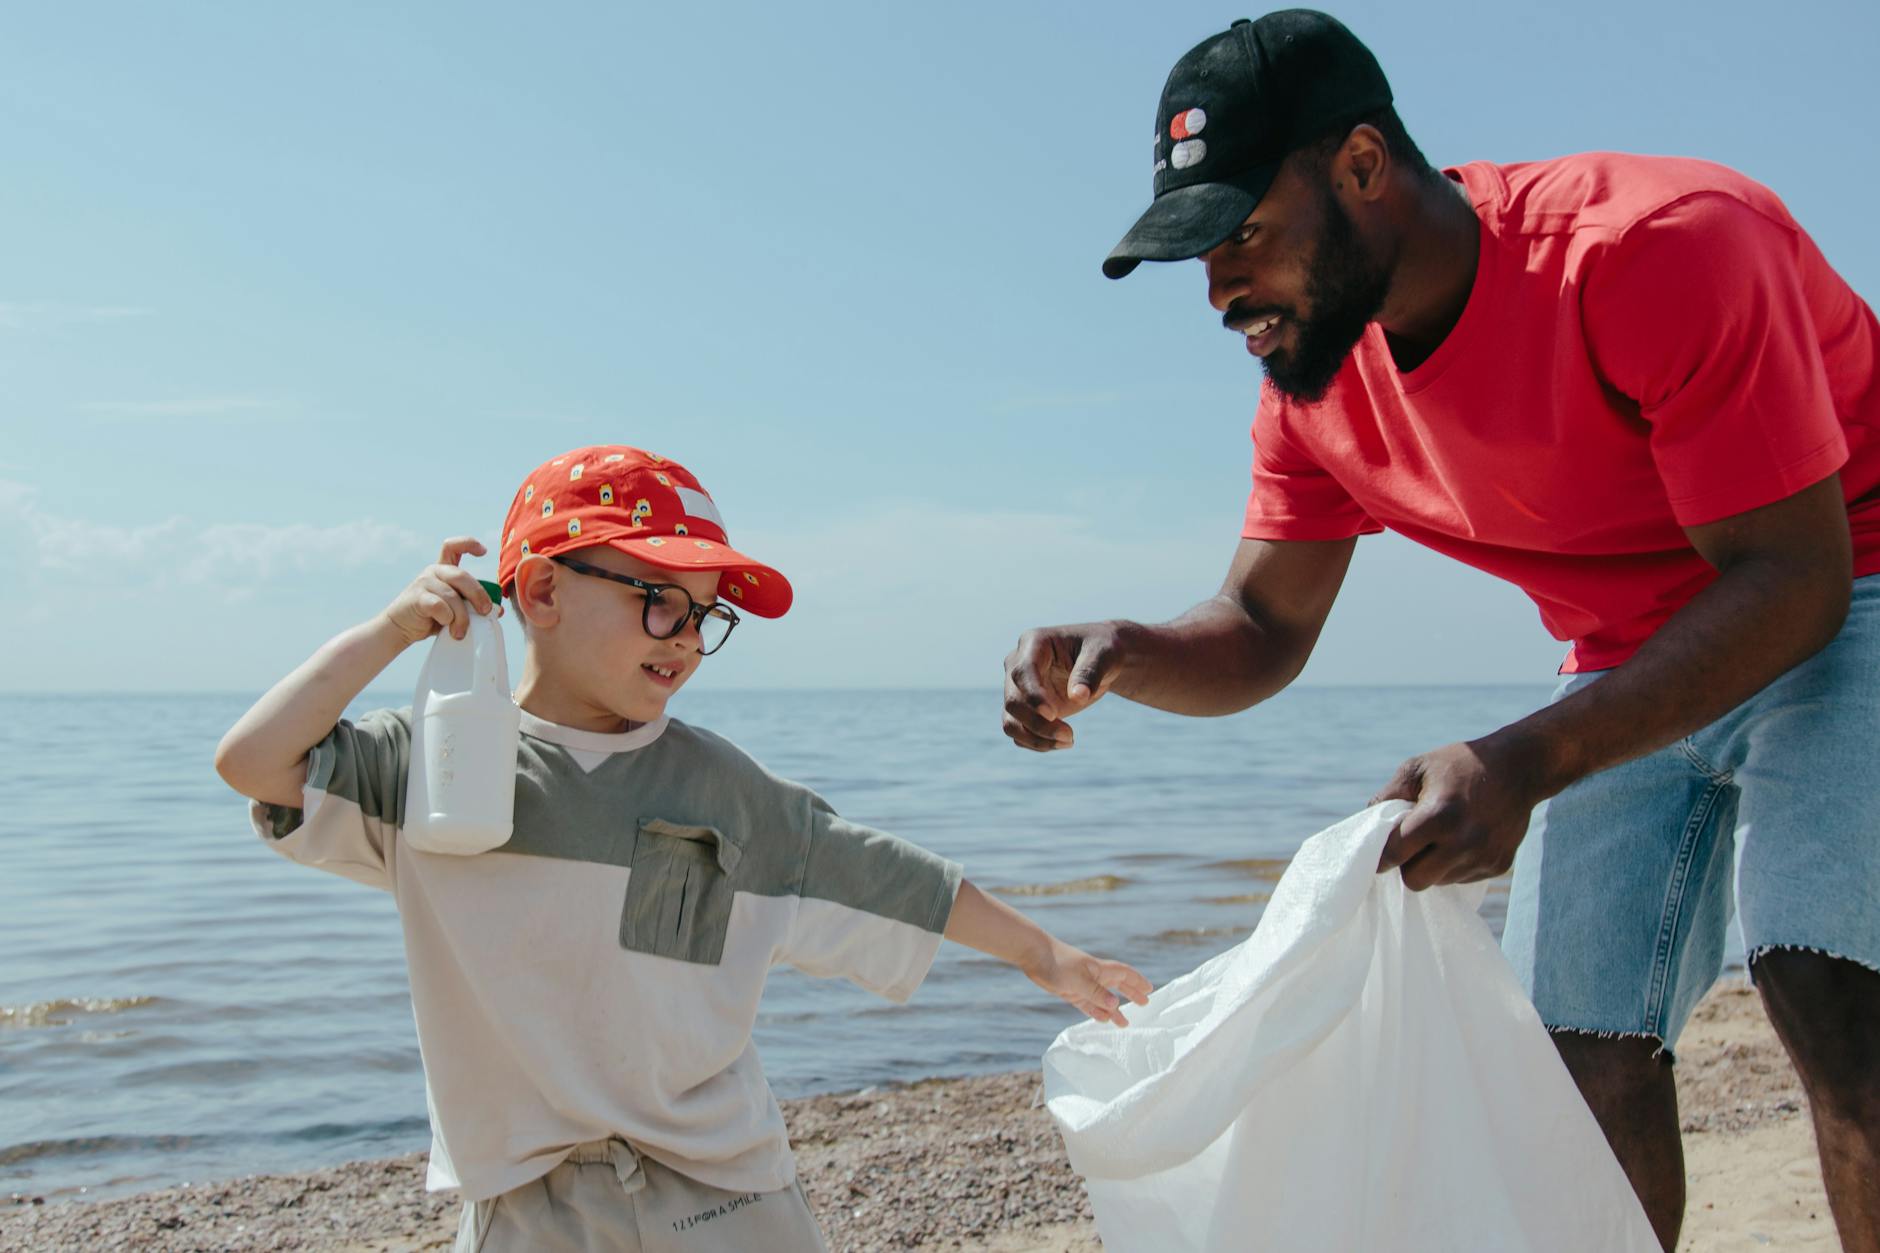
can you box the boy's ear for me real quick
[513,557,562,631]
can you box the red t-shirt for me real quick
[1242,153,1880,671]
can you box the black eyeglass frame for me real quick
[550,554,741,655]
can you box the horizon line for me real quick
[0,680,1559,698]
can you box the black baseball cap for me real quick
[1103,10,1393,279]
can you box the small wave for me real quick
[991,874,1130,898]
[0,1113,431,1176]
[0,1133,202,1169]
[1150,924,1251,945]
[283,1116,429,1144]
[0,996,159,1030]
[1199,892,1269,906]
[1200,857,1290,881]
[113,1057,271,1089]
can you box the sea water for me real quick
[3,685,1573,1200]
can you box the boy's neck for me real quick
[514,661,646,735]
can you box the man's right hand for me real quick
[999,537,1355,749]
[1002,622,1129,751]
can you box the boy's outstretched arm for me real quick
[214,537,498,808]
[943,880,1152,1027]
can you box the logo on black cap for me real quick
[1104,10,1393,279]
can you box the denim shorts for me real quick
[1502,573,1880,1054]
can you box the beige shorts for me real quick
[454,1138,829,1253]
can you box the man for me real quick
[1002,11,1879,1250]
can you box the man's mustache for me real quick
[1222,302,1291,334]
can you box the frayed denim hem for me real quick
[1545,1024,1674,1064]
[1746,942,1880,979]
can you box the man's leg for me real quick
[1715,579,1880,1250]
[1751,949,1880,1250]
[1549,1033,1684,1252]
[1503,673,1740,1251]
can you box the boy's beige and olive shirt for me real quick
[251,709,962,1204]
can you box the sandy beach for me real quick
[1,980,1835,1252]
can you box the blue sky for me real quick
[3,0,1874,694]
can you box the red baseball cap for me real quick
[496,445,793,618]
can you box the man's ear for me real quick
[514,557,562,631]
[1337,124,1390,202]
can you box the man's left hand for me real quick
[1371,736,1549,890]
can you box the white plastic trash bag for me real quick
[1042,802,1659,1253]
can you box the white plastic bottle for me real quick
[404,579,520,855]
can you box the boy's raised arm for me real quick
[943,879,1152,1027]
[214,537,498,808]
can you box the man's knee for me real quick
[1552,1030,1671,1084]
[1549,1030,1677,1120]
[1754,948,1880,1125]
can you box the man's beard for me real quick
[1261,190,1391,404]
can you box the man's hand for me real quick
[1022,936,1153,1028]
[997,538,1354,747]
[1372,735,1550,891]
[1002,622,1126,751]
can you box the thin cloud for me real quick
[746,497,1222,619]
[0,483,425,599]
[0,302,152,329]
[690,497,1228,691]
[176,519,427,583]
[713,495,1562,689]
[81,395,287,419]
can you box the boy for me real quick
[215,444,1150,1253]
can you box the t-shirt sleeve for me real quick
[248,707,410,893]
[1241,389,1383,541]
[1582,191,1848,528]
[777,795,963,1004]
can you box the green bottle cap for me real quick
[478,579,503,603]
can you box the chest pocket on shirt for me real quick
[620,818,743,965]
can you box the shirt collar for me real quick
[518,709,669,755]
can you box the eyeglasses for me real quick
[551,555,741,655]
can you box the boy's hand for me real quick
[942,881,1150,1026]
[1024,938,1152,1028]
[380,537,501,647]
[215,536,500,808]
